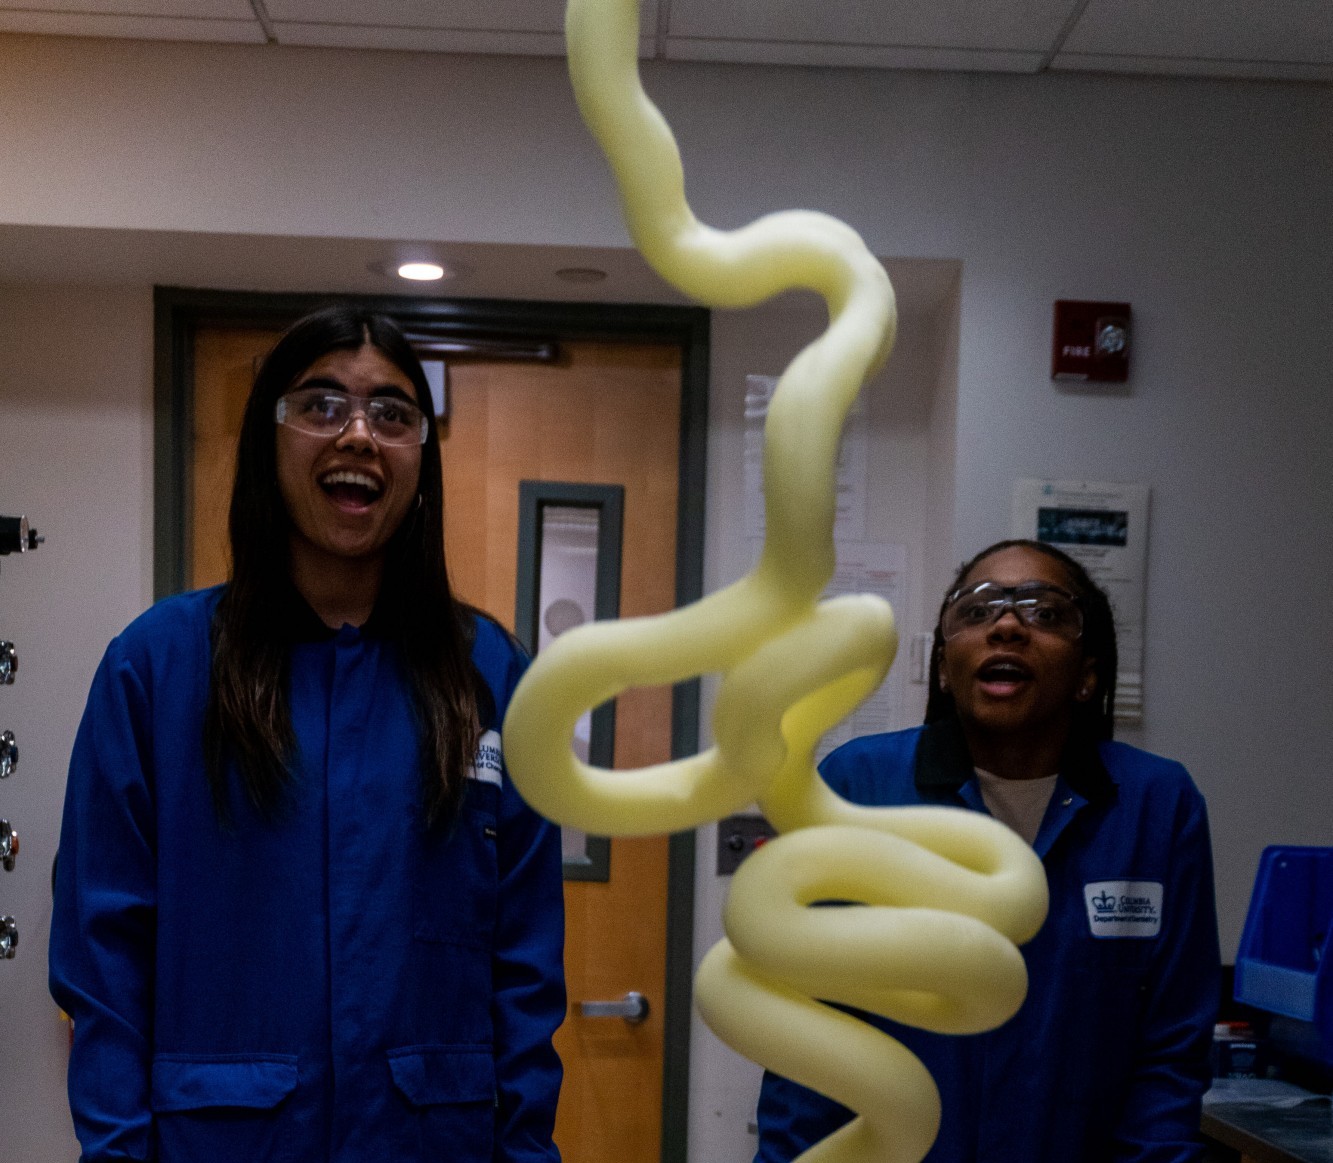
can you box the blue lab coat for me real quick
[755,719,1219,1163]
[50,587,565,1163]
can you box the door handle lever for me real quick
[578,990,650,1024]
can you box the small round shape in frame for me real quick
[1096,322,1127,357]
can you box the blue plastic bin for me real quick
[1234,846,1333,1058]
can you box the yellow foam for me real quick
[502,4,1049,1159]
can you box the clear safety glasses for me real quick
[941,582,1084,642]
[275,387,428,447]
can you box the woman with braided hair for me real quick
[757,538,1219,1162]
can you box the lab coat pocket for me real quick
[415,786,499,948]
[388,1045,496,1162]
[151,1053,299,1163]
[1069,957,1149,1100]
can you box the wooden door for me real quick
[190,326,682,1163]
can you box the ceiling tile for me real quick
[0,0,253,15]
[1062,0,1333,66]
[271,23,568,54]
[666,0,1081,53]
[666,37,1042,73]
[270,25,655,58]
[265,0,656,35]
[1052,53,1333,83]
[0,12,262,41]
[266,0,561,31]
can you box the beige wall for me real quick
[0,282,153,1163]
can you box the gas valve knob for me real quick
[0,516,41,556]
[0,731,15,779]
[0,821,16,872]
[0,642,14,685]
[0,917,15,960]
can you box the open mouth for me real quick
[976,658,1033,693]
[318,469,383,510]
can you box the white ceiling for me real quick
[0,0,1329,83]
[0,224,962,326]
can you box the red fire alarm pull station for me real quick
[1052,300,1131,382]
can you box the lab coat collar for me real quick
[273,578,389,643]
[913,717,1117,806]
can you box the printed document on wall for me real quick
[816,541,908,760]
[1011,479,1150,723]
[744,374,867,542]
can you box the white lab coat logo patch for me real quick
[1084,880,1162,938]
[468,729,504,786]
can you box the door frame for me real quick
[153,285,709,1163]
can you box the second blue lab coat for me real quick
[756,719,1219,1163]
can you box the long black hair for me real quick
[924,538,1118,744]
[203,303,483,827]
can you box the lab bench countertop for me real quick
[1202,1085,1332,1163]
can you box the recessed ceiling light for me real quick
[554,267,608,284]
[397,261,448,282]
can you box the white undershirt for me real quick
[974,767,1059,847]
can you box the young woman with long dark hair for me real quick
[50,305,565,1163]
[756,539,1220,1163]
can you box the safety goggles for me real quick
[941,582,1083,642]
[275,387,428,446]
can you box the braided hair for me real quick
[924,539,1118,743]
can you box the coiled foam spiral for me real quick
[502,3,1049,1160]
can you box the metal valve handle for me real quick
[0,820,16,872]
[0,516,41,556]
[0,917,16,960]
[578,990,650,1024]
